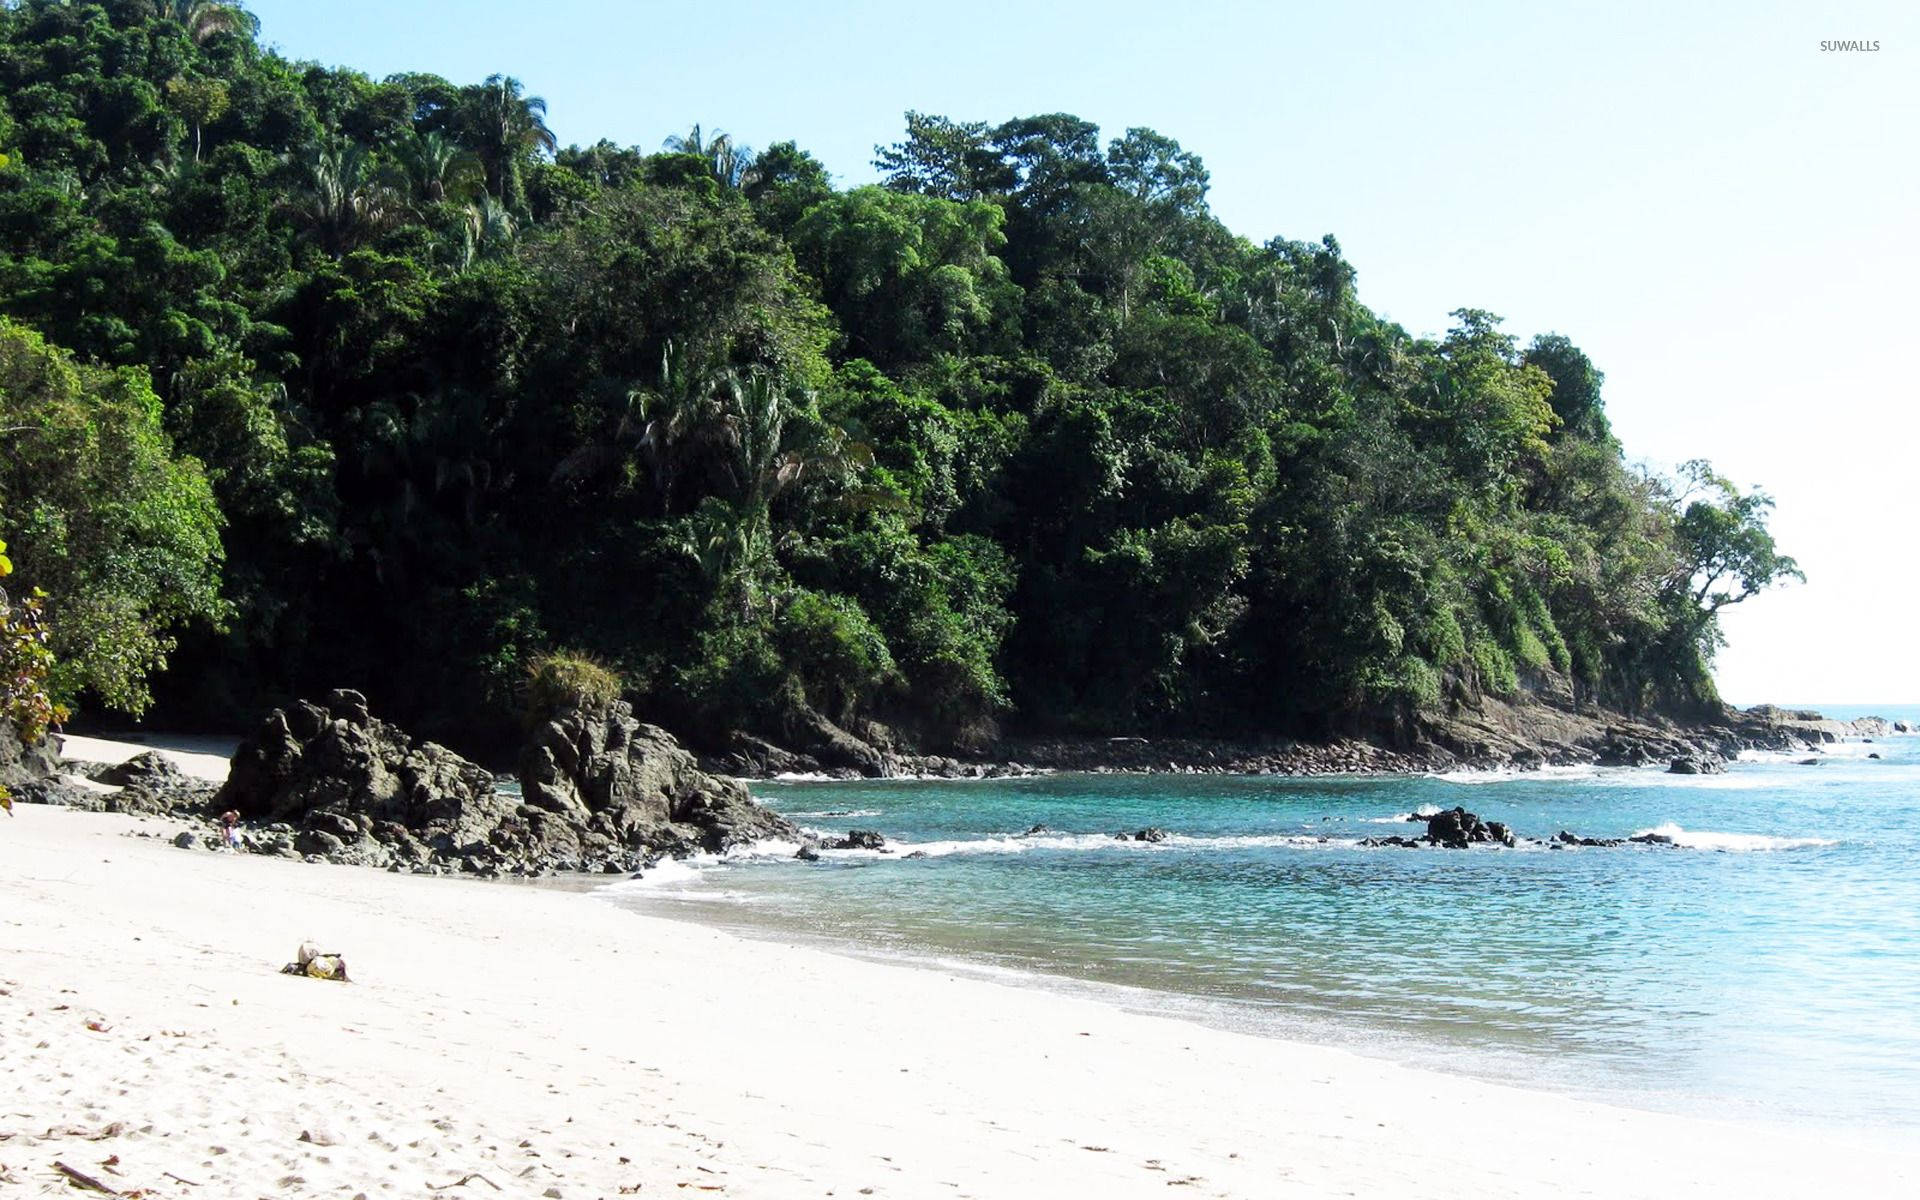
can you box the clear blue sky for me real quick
[250,0,1920,704]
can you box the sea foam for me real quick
[1630,822,1837,852]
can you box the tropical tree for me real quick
[694,371,868,589]
[165,75,229,163]
[664,124,755,188]
[284,138,401,254]
[0,537,68,791]
[457,75,556,208]
[1667,460,1803,631]
[0,321,225,716]
[153,0,259,45]
[391,129,482,208]
[459,193,517,267]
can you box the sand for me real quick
[1,747,1913,1198]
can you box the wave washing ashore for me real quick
[611,719,1920,1140]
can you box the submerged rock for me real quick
[1132,827,1171,843]
[1554,830,1624,848]
[824,829,886,851]
[1667,755,1726,775]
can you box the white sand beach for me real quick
[1,747,1914,1198]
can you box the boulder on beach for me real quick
[215,690,797,874]
[518,700,800,857]
[0,719,60,791]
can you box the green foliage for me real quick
[0,319,224,715]
[0,538,69,764]
[522,649,622,721]
[0,2,1799,749]
[776,589,897,722]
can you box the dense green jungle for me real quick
[0,2,1800,762]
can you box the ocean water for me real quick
[604,718,1920,1135]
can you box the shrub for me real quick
[522,650,622,721]
[775,589,897,722]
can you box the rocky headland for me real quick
[697,694,1899,781]
[8,692,1900,878]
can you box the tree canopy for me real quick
[0,1,1795,750]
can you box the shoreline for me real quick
[3,803,1914,1198]
[702,699,1902,782]
[606,866,1910,1142]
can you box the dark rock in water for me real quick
[825,829,886,851]
[903,850,929,860]
[1424,806,1496,848]
[1485,820,1517,848]
[1667,755,1725,775]
[1796,758,1821,766]
[1133,827,1171,843]
[1555,830,1623,848]
[1896,721,1912,733]
[1362,835,1423,849]
[215,693,796,874]
[794,845,820,862]
[1023,823,1049,836]
[1629,830,1676,846]
[1868,752,1882,760]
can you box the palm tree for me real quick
[459,75,557,207]
[664,124,757,189]
[390,130,482,208]
[697,371,868,586]
[457,194,518,269]
[153,0,259,45]
[547,340,725,510]
[284,139,399,255]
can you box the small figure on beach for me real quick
[220,809,241,849]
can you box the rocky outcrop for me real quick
[1667,755,1726,775]
[90,751,217,813]
[517,701,799,860]
[0,720,59,791]
[820,829,886,850]
[213,691,796,875]
[215,689,514,869]
[1424,806,1516,848]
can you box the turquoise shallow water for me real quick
[606,719,1920,1134]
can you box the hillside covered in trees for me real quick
[0,1,1799,761]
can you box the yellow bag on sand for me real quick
[281,940,351,982]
